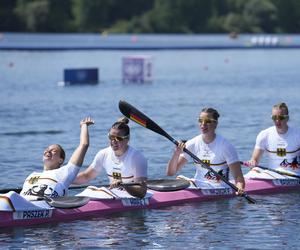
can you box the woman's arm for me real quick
[248,148,264,166]
[69,117,94,167]
[229,161,245,194]
[73,166,99,184]
[166,142,187,176]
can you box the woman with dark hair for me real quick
[166,107,245,194]
[20,117,94,198]
[74,117,148,198]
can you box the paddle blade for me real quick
[119,100,173,141]
[147,179,190,191]
[47,196,90,208]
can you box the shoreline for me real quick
[1,33,299,51]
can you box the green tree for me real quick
[71,0,153,32]
[15,0,50,31]
[243,0,278,33]
[15,0,73,32]
[2,0,300,33]
[0,0,23,31]
[274,0,300,32]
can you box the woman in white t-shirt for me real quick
[166,107,245,193]
[246,102,300,177]
[74,117,148,198]
[20,117,94,198]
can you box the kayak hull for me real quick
[1,178,300,228]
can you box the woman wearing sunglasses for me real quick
[74,117,148,198]
[246,102,300,177]
[166,107,245,194]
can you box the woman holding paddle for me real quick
[166,107,245,194]
[245,102,300,178]
[73,117,148,198]
[20,117,94,198]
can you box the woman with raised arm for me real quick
[20,117,94,198]
[166,107,245,194]
[74,117,148,198]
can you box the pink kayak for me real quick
[0,178,299,228]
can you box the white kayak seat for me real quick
[76,186,153,200]
[0,191,52,212]
[244,167,296,180]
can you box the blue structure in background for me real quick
[62,68,99,85]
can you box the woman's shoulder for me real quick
[260,126,274,134]
[215,134,232,145]
[187,134,202,143]
[128,146,147,159]
[97,146,111,154]
[92,146,111,160]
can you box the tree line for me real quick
[1,0,300,33]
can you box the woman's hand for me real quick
[109,179,122,189]
[174,141,186,154]
[236,187,245,196]
[235,182,245,196]
[80,117,94,127]
[244,160,258,168]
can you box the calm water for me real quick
[1,36,300,249]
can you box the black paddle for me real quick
[119,100,256,204]
[0,184,89,194]
[122,179,190,192]
[241,161,300,179]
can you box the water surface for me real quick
[1,38,300,248]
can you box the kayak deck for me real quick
[1,178,300,228]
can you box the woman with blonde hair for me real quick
[166,107,245,194]
[246,102,300,177]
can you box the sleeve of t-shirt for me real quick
[56,162,80,188]
[222,139,239,165]
[132,152,148,178]
[181,137,197,162]
[254,129,267,150]
[90,150,105,174]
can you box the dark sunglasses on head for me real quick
[108,133,129,142]
[271,115,289,121]
[198,118,217,124]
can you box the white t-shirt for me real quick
[90,145,148,183]
[20,162,80,198]
[255,126,300,174]
[182,134,239,184]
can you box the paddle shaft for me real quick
[241,161,300,179]
[118,100,256,204]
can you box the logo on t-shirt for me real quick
[112,172,122,180]
[28,176,40,184]
[280,157,299,170]
[277,148,286,156]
